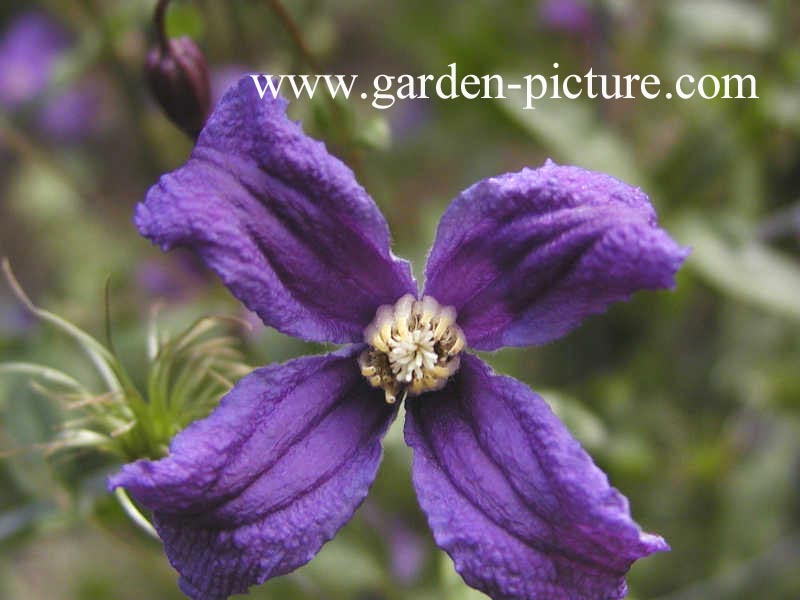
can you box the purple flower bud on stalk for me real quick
[146,36,211,138]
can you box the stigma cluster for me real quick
[358,294,465,404]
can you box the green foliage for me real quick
[0,260,250,462]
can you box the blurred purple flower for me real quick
[389,98,433,142]
[362,502,427,585]
[0,11,68,108]
[0,299,36,337]
[111,78,687,600]
[136,249,210,302]
[756,202,800,242]
[387,521,426,585]
[539,0,595,35]
[0,10,99,141]
[38,83,102,141]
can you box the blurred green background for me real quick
[1,0,800,599]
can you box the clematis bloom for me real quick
[111,77,688,600]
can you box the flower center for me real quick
[359,294,466,404]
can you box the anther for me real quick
[359,294,466,404]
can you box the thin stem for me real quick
[77,0,159,177]
[265,0,321,73]
[146,302,164,363]
[1,258,121,393]
[104,276,116,356]
[114,487,160,540]
[154,0,172,54]
[0,362,88,393]
[263,0,365,173]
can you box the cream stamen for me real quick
[359,294,466,404]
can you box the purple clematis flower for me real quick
[111,77,688,600]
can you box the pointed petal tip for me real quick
[641,531,671,555]
[107,460,140,493]
[542,157,559,168]
[663,243,692,289]
[108,458,157,492]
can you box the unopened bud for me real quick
[146,36,211,138]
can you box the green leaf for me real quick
[541,389,608,451]
[439,551,490,600]
[497,85,646,188]
[668,0,772,51]
[355,115,392,151]
[679,217,800,320]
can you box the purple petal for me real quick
[135,77,416,344]
[424,161,689,350]
[110,347,395,600]
[405,354,667,600]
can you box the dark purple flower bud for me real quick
[145,36,211,138]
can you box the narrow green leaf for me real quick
[680,218,800,320]
[497,84,646,187]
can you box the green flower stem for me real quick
[264,0,320,73]
[114,487,160,540]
